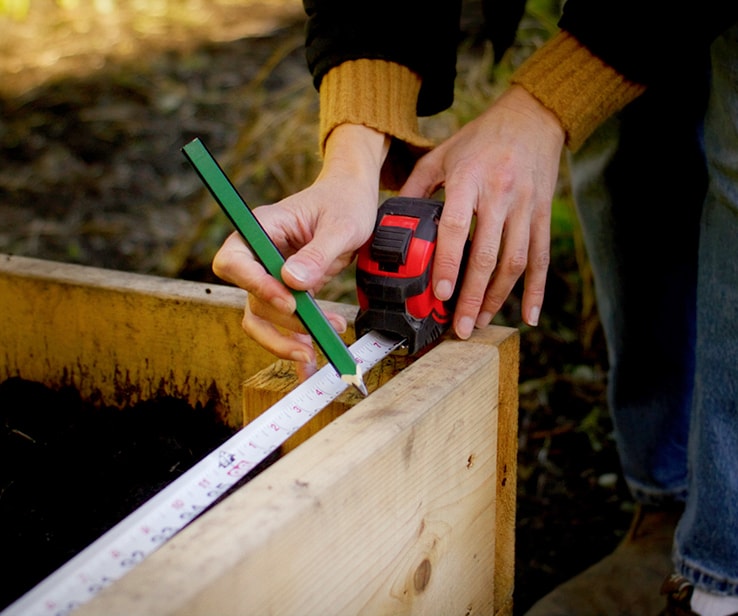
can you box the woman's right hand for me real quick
[212,124,390,378]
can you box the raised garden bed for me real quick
[0,254,519,616]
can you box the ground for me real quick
[0,2,633,613]
[0,377,239,610]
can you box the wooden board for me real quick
[0,253,518,615]
[0,254,346,427]
[240,328,519,616]
[78,339,505,615]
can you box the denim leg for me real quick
[567,69,708,504]
[675,21,738,594]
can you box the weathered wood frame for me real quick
[0,255,518,616]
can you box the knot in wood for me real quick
[413,558,432,593]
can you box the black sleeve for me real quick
[303,0,463,116]
[559,1,738,86]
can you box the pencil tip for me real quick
[341,366,368,397]
[356,380,369,397]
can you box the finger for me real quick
[294,333,318,382]
[432,182,478,303]
[474,201,551,330]
[449,195,506,339]
[474,214,530,332]
[520,210,551,327]
[213,232,296,315]
[242,298,315,364]
[281,217,368,292]
[249,294,305,333]
[249,295,348,337]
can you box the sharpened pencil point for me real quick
[341,366,368,397]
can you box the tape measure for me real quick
[2,331,401,616]
[356,196,462,355]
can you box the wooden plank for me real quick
[241,352,414,453]
[242,325,519,615]
[0,255,351,426]
[76,338,502,616]
[476,326,519,616]
[0,255,354,426]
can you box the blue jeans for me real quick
[568,22,738,596]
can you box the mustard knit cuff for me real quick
[511,31,646,150]
[318,59,435,156]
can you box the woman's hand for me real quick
[400,85,566,336]
[212,124,389,378]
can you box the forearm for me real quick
[510,31,645,150]
[303,1,458,185]
[316,33,644,161]
[516,4,738,150]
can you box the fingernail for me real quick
[457,316,475,340]
[298,360,318,381]
[435,279,454,301]
[476,311,492,329]
[528,306,540,327]
[291,350,313,364]
[330,316,347,334]
[284,260,309,284]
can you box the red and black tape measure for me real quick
[355,196,460,355]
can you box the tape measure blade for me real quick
[2,331,402,616]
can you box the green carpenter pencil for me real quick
[181,138,366,395]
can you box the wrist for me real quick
[320,123,391,183]
[504,85,566,144]
[510,30,645,150]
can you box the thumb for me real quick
[281,223,360,292]
[398,151,444,198]
[281,243,329,291]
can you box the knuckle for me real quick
[525,285,546,303]
[296,246,325,270]
[493,171,515,196]
[469,246,498,272]
[457,293,485,313]
[434,249,461,274]
[530,247,551,270]
[459,282,487,308]
[492,165,537,205]
[439,211,471,236]
[501,249,528,277]
[482,289,506,313]
[245,294,268,321]
[241,309,258,336]
[489,158,518,194]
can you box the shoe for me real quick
[523,503,683,616]
[661,574,700,616]
[660,573,738,616]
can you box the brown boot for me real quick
[523,504,684,616]
[660,574,738,616]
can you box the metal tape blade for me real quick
[2,331,403,616]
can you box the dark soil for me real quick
[0,3,633,614]
[0,377,239,610]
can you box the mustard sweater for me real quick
[317,30,645,160]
